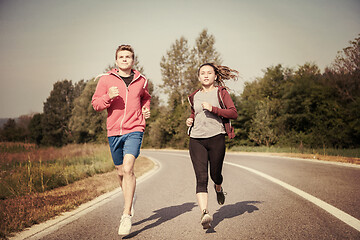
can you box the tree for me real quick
[0,114,34,142]
[233,35,360,149]
[0,119,20,142]
[28,113,43,145]
[248,99,277,146]
[191,29,222,66]
[324,34,360,103]
[41,80,75,146]
[237,63,349,148]
[69,79,107,143]
[279,64,321,133]
[145,107,172,148]
[158,36,191,148]
[187,29,223,91]
[236,65,290,146]
[323,34,360,147]
[160,36,191,106]
[74,80,86,100]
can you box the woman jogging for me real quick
[186,63,238,229]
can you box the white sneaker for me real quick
[118,214,132,236]
[200,209,212,229]
[131,193,136,217]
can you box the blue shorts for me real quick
[108,131,144,166]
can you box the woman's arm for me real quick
[211,90,238,119]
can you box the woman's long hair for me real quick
[198,63,239,87]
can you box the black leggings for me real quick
[189,134,226,193]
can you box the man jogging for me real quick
[92,44,151,236]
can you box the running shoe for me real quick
[118,214,132,236]
[200,209,213,229]
[214,184,226,205]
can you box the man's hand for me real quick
[108,86,119,99]
[142,106,151,119]
[186,118,194,127]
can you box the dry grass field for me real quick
[0,143,154,239]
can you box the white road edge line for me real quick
[11,157,161,240]
[225,161,360,232]
[226,152,360,169]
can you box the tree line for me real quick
[1,30,359,149]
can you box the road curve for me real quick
[14,150,360,239]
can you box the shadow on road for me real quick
[124,202,196,238]
[206,200,262,233]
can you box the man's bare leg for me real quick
[121,154,136,216]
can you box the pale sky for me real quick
[0,0,359,118]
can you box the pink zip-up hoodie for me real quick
[92,69,151,137]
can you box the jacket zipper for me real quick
[112,72,142,135]
[119,89,128,135]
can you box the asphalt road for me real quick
[15,150,360,239]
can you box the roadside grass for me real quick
[0,142,154,239]
[0,143,115,199]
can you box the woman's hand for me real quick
[186,118,194,127]
[201,102,212,111]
